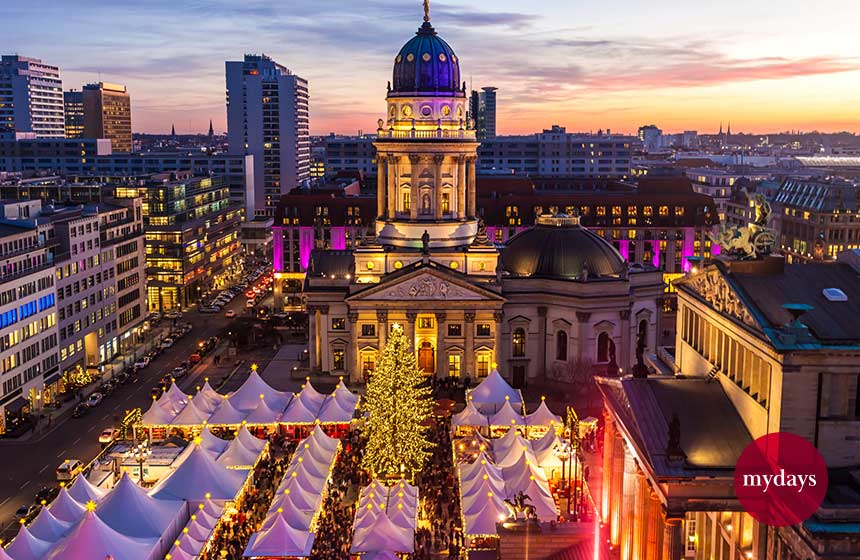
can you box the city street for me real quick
[0,293,269,540]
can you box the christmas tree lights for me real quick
[360,324,434,479]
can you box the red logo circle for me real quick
[734,432,828,526]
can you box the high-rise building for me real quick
[0,55,65,138]
[469,86,497,139]
[63,90,84,138]
[82,82,132,152]
[638,124,662,152]
[226,54,310,218]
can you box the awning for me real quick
[5,396,28,413]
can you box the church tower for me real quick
[374,1,480,249]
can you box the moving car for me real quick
[224,310,236,318]
[35,486,59,505]
[161,338,174,348]
[98,428,118,445]
[188,353,202,364]
[56,459,84,482]
[85,392,103,407]
[72,403,89,418]
[133,356,151,369]
[246,300,256,309]
[15,503,39,521]
[172,365,187,378]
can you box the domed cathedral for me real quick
[303,3,663,388]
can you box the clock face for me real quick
[421,106,432,117]
[402,105,413,117]
[389,106,396,118]
[442,105,451,116]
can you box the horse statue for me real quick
[503,491,537,521]
[708,224,756,259]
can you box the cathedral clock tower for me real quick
[374,1,480,249]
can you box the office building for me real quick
[469,86,498,139]
[324,135,377,177]
[110,171,244,311]
[0,55,65,138]
[638,124,662,152]
[83,82,132,152]
[226,54,309,218]
[63,90,84,139]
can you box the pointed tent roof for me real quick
[208,396,247,425]
[5,525,53,560]
[350,510,413,553]
[97,473,185,539]
[318,395,354,423]
[390,479,419,499]
[270,481,320,513]
[159,382,192,414]
[217,435,263,469]
[489,400,525,427]
[532,429,563,468]
[164,547,197,560]
[198,427,230,456]
[244,395,283,425]
[459,458,504,490]
[228,370,291,412]
[67,474,107,504]
[244,511,313,557]
[235,424,268,455]
[172,531,204,555]
[281,395,319,424]
[297,380,327,410]
[308,424,341,453]
[150,444,246,501]
[494,439,539,468]
[45,510,159,560]
[191,383,221,414]
[170,396,211,426]
[27,506,72,543]
[502,455,548,494]
[460,474,506,504]
[184,516,214,541]
[468,369,523,414]
[526,400,563,427]
[518,477,557,521]
[48,488,85,524]
[461,492,508,536]
[188,507,219,531]
[141,398,177,425]
[334,380,360,407]
[452,401,488,427]
[0,544,11,560]
[387,501,416,529]
[492,425,529,455]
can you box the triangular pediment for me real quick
[347,265,504,303]
[676,267,762,332]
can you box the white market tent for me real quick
[452,401,489,428]
[228,370,292,412]
[235,424,268,455]
[141,398,178,426]
[317,395,355,424]
[44,511,158,560]
[48,488,86,524]
[208,396,247,425]
[159,383,192,415]
[244,510,314,557]
[217,434,266,470]
[489,400,526,428]
[6,524,54,559]
[198,426,230,455]
[467,369,523,415]
[350,480,418,555]
[27,506,73,542]
[67,472,107,504]
[280,396,319,424]
[525,400,563,428]
[150,444,248,502]
[193,380,223,413]
[244,395,283,425]
[96,473,186,539]
[170,397,212,426]
[350,510,414,554]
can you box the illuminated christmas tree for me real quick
[361,324,434,479]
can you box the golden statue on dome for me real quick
[423,0,431,22]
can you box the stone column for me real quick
[318,305,330,372]
[467,157,477,218]
[633,469,648,560]
[405,310,418,351]
[377,155,387,219]
[610,430,624,547]
[601,413,615,523]
[655,297,665,349]
[435,312,447,378]
[347,312,359,382]
[464,312,475,378]
[493,311,503,369]
[646,488,664,560]
[537,306,547,381]
[387,156,397,218]
[576,311,591,363]
[620,307,632,374]
[377,310,388,351]
[620,445,637,560]
[434,155,444,219]
[409,154,420,220]
[662,516,685,560]
[308,305,320,372]
[457,155,466,220]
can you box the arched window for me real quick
[421,193,432,214]
[512,328,526,357]
[556,330,568,361]
[597,332,616,363]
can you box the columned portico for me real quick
[464,312,475,378]
[405,310,417,350]
[435,312,447,377]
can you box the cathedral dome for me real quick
[391,19,463,97]
[501,214,627,279]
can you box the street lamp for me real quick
[552,441,572,517]
[124,441,151,484]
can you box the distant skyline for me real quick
[2,0,859,136]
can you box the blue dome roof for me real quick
[392,21,463,97]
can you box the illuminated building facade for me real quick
[301,7,662,386]
[110,171,244,311]
[63,90,84,139]
[0,55,65,138]
[598,254,860,560]
[82,82,132,153]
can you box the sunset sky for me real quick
[3,0,859,136]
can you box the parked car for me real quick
[188,353,202,364]
[34,486,59,505]
[200,306,219,314]
[98,428,118,445]
[246,300,256,309]
[116,372,130,385]
[56,459,84,482]
[98,382,114,397]
[72,403,89,418]
[225,310,236,318]
[85,392,103,407]
[15,503,39,521]
[161,338,174,348]
[172,365,187,378]
[165,311,180,319]
[133,356,151,369]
